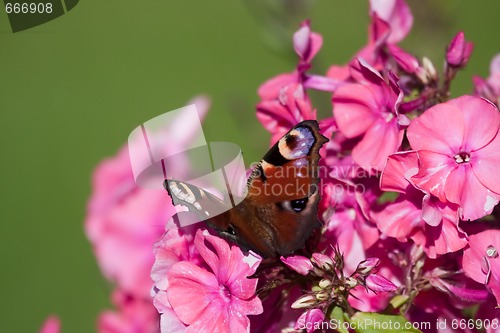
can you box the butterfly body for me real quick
[165,120,328,258]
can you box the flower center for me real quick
[219,285,232,302]
[383,107,394,123]
[454,152,470,164]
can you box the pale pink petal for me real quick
[167,261,219,325]
[412,150,455,202]
[194,230,232,283]
[407,103,465,155]
[352,119,402,171]
[473,133,500,194]
[380,151,418,192]
[448,95,500,151]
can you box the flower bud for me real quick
[291,295,316,309]
[281,255,313,276]
[311,253,333,270]
[356,257,380,275]
[295,309,325,333]
[366,274,398,293]
[318,279,332,289]
[446,31,473,67]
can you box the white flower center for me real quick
[454,152,470,164]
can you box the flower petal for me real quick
[407,103,465,155]
[473,132,500,195]
[380,151,419,193]
[448,95,500,151]
[412,150,455,202]
[167,261,219,325]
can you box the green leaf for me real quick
[328,306,350,333]
[350,313,423,333]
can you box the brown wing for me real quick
[228,120,329,257]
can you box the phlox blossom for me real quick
[155,229,263,333]
[408,95,500,220]
[332,59,407,172]
[462,230,500,306]
[372,152,467,258]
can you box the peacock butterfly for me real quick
[164,120,328,258]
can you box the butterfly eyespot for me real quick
[277,197,309,213]
[290,197,309,212]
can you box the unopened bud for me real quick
[291,295,316,309]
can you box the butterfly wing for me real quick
[227,120,328,257]
[164,120,328,258]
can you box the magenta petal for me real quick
[407,103,465,155]
[167,261,219,325]
[373,198,422,239]
[352,119,402,171]
[380,151,418,192]
[473,133,500,195]
[412,150,454,203]
[444,165,467,205]
[293,24,311,60]
[424,218,467,258]
[185,298,229,333]
[333,84,377,138]
[370,0,413,44]
[457,166,500,220]
[281,255,313,275]
[448,95,500,151]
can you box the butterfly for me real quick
[164,120,328,258]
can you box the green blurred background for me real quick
[1,1,499,331]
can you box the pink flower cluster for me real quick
[40,2,500,332]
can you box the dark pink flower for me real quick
[446,32,474,67]
[39,316,60,333]
[462,230,500,306]
[372,152,467,258]
[332,59,406,171]
[294,309,325,333]
[369,0,413,44]
[164,230,262,333]
[408,95,500,220]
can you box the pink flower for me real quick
[162,229,263,333]
[446,31,473,67]
[332,59,406,171]
[98,290,159,333]
[408,95,500,220]
[474,54,500,106]
[85,146,172,298]
[294,309,325,333]
[372,152,467,258]
[369,0,413,44]
[281,255,313,276]
[39,316,60,333]
[258,20,338,101]
[257,83,316,144]
[462,230,500,306]
[85,96,210,298]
